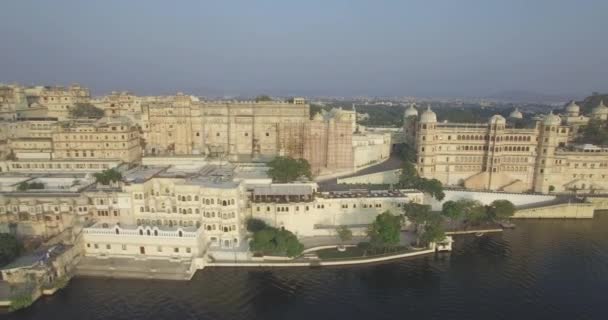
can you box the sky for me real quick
[1,0,607,98]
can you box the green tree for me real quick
[336,226,353,244]
[16,182,44,191]
[402,203,442,246]
[577,119,608,145]
[367,211,402,248]
[249,227,304,257]
[487,200,516,221]
[0,233,21,267]
[402,203,433,230]
[69,103,105,119]
[416,178,445,201]
[399,161,419,186]
[419,220,446,246]
[267,156,312,182]
[398,142,416,162]
[398,161,445,200]
[246,218,268,232]
[93,168,122,185]
[441,200,463,220]
[17,182,28,191]
[255,95,272,102]
[456,199,488,225]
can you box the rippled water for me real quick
[5,213,608,320]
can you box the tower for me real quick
[403,103,418,145]
[415,106,437,179]
[534,111,561,193]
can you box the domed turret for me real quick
[543,111,561,126]
[404,103,418,118]
[565,100,580,117]
[489,114,507,124]
[509,108,523,119]
[419,105,437,123]
[592,100,608,119]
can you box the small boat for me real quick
[475,232,485,237]
[500,221,516,229]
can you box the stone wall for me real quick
[513,202,595,219]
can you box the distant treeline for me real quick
[311,101,550,127]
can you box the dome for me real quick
[543,111,561,126]
[489,114,507,124]
[592,100,608,115]
[404,103,418,118]
[419,106,437,123]
[565,100,580,115]
[509,108,523,119]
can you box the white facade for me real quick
[82,223,205,259]
[251,188,423,236]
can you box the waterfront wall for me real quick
[207,248,436,268]
[513,202,595,219]
[426,190,556,211]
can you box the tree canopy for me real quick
[255,95,272,102]
[576,119,608,145]
[246,218,268,232]
[486,200,516,221]
[336,226,353,243]
[402,203,444,246]
[398,161,445,200]
[367,211,402,248]
[0,233,21,267]
[267,156,312,183]
[69,103,105,119]
[442,198,515,225]
[249,226,304,257]
[93,168,123,185]
[17,181,45,191]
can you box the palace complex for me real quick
[0,82,606,295]
[0,84,390,176]
[405,101,608,193]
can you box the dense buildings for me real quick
[406,102,608,193]
[1,84,391,176]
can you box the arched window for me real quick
[195,196,199,201]
[139,229,143,235]
[115,228,119,235]
[154,230,158,236]
[222,200,227,206]
[188,208,193,214]
[187,195,192,201]
[147,230,151,236]
[178,230,183,237]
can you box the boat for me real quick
[475,232,484,237]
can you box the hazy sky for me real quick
[1,0,607,97]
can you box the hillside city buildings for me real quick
[0,82,606,289]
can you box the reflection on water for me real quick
[5,213,608,320]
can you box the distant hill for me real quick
[486,90,578,104]
[576,93,608,115]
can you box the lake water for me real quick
[4,213,608,320]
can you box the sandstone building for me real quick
[406,102,608,193]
